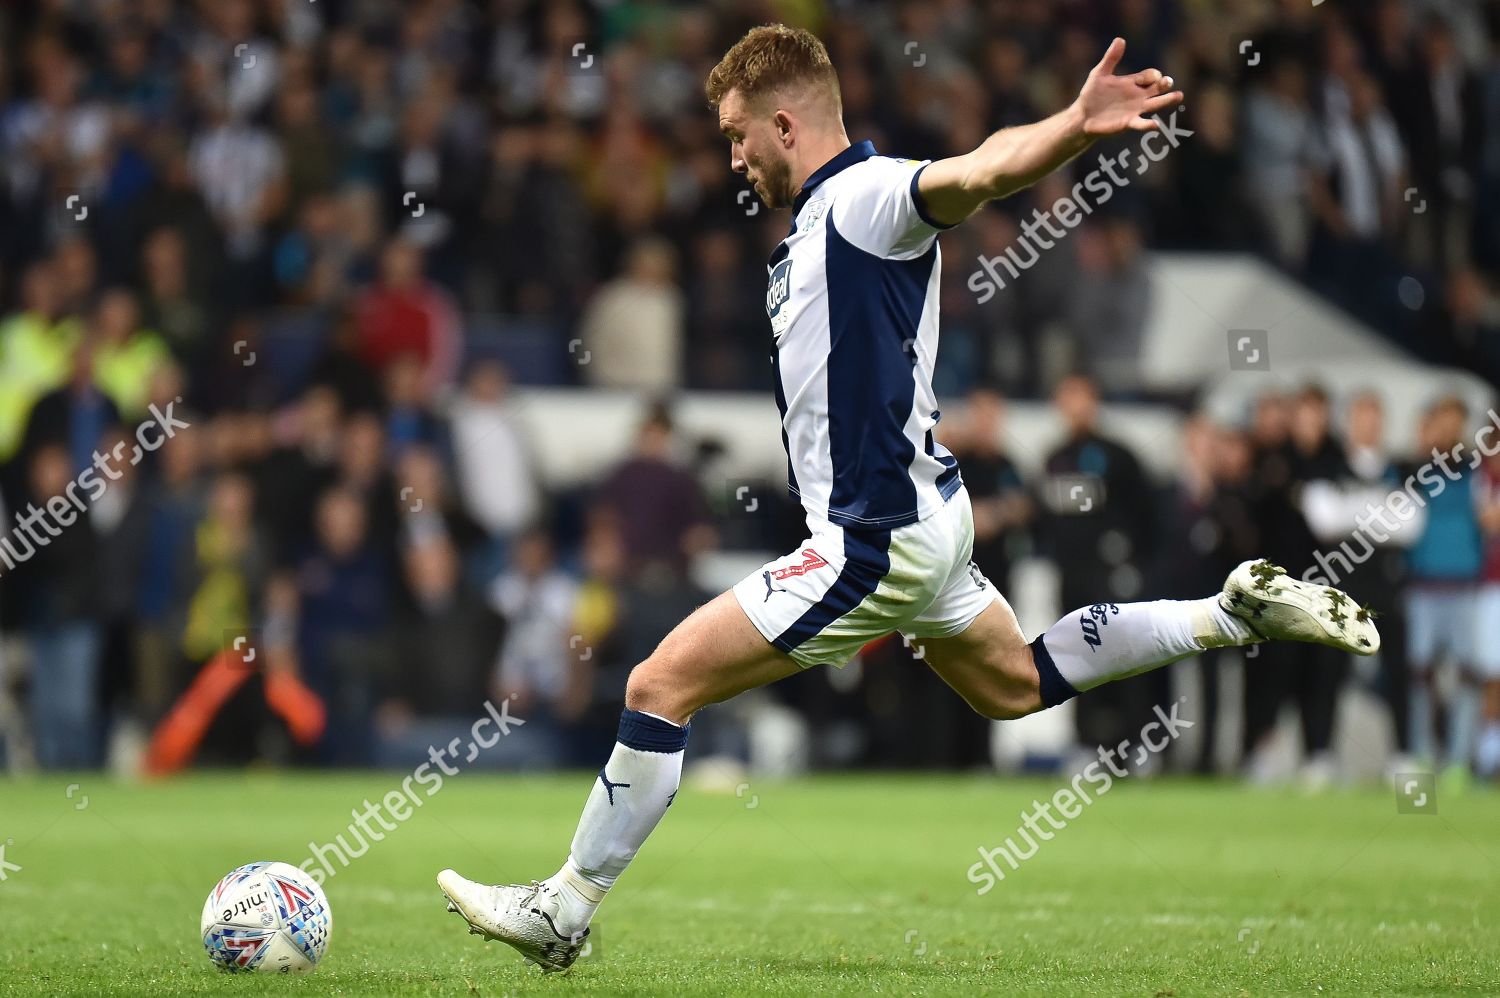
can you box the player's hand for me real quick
[1073,38,1183,137]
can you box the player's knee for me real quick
[623,660,672,715]
[623,654,697,725]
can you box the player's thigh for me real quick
[625,589,803,725]
[918,594,1041,720]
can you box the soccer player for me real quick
[438,25,1380,971]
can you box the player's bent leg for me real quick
[922,559,1381,725]
[921,596,1042,720]
[440,589,799,972]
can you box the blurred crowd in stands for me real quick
[2,0,1498,398]
[0,0,1498,779]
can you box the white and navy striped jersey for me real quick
[766,140,962,534]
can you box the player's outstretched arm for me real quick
[916,37,1183,227]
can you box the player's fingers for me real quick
[1092,37,1125,77]
[1126,115,1161,133]
[1134,68,1163,88]
[1141,91,1184,115]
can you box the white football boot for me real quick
[437,869,588,973]
[1221,559,1380,655]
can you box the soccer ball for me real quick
[200,861,333,974]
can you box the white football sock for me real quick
[544,709,687,936]
[1033,597,1256,704]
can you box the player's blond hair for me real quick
[705,24,841,115]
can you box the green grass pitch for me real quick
[1,773,1496,995]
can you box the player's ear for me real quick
[774,109,794,146]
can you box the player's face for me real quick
[719,90,795,209]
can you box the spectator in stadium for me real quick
[594,401,714,579]
[139,226,215,381]
[16,444,103,769]
[956,210,1036,394]
[335,411,401,569]
[187,95,286,276]
[375,531,504,768]
[255,385,343,563]
[1,37,110,236]
[92,424,152,739]
[391,443,489,568]
[306,308,384,416]
[446,360,540,556]
[578,237,685,393]
[93,20,175,125]
[189,0,282,122]
[1299,391,1413,767]
[1474,7,1500,277]
[944,386,1033,597]
[1158,81,1258,251]
[933,386,1033,767]
[134,424,209,723]
[1404,396,1484,787]
[0,262,79,463]
[1160,413,1249,773]
[1475,447,1500,778]
[52,238,101,323]
[1244,385,1351,788]
[683,228,764,390]
[1402,14,1483,275]
[123,142,226,308]
[1432,265,1500,387]
[1242,390,1297,777]
[469,119,595,318]
[382,354,450,460]
[382,84,474,281]
[1040,373,1160,762]
[1242,56,1324,269]
[1307,69,1408,332]
[353,239,463,401]
[178,471,268,669]
[1206,423,1271,771]
[292,486,395,765]
[15,339,119,485]
[1065,214,1152,394]
[566,518,631,763]
[272,74,341,224]
[488,528,583,768]
[89,288,172,418]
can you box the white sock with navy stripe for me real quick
[544,708,688,936]
[1031,597,1257,705]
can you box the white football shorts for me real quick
[732,487,1002,668]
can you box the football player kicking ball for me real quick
[438,25,1379,971]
